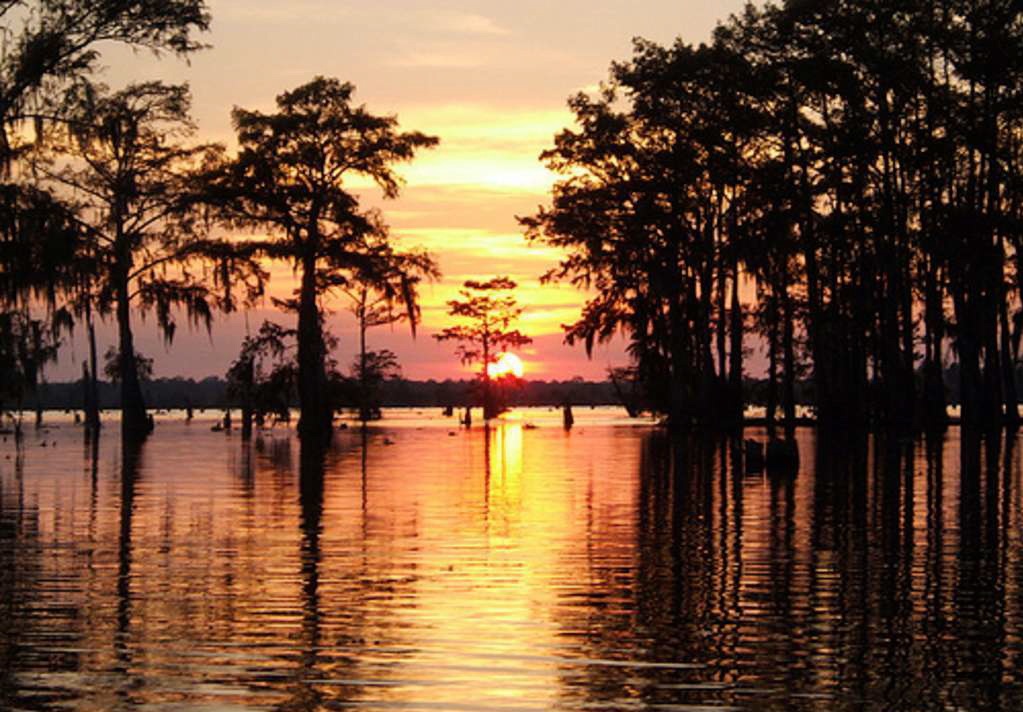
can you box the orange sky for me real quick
[51,0,751,382]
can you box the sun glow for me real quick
[487,352,524,379]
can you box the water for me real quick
[1,408,1022,711]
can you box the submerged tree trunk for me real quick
[297,250,332,441]
[922,264,947,432]
[358,308,370,423]
[728,268,743,429]
[82,360,92,426]
[999,292,1019,430]
[781,287,796,437]
[716,258,727,417]
[981,289,1003,432]
[86,312,101,435]
[117,275,150,442]
[240,355,254,440]
[766,299,779,438]
[668,295,691,427]
[900,264,916,432]
[481,330,495,420]
[954,288,984,432]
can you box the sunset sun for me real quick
[487,352,525,379]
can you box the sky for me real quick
[52,0,752,382]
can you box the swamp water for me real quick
[1,408,1021,710]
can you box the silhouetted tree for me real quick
[0,0,211,435]
[607,365,646,417]
[102,345,153,383]
[210,77,437,442]
[226,320,296,438]
[434,277,532,420]
[30,82,263,440]
[0,310,61,420]
[528,0,1023,434]
[349,348,400,421]
[0,184,79,420]
[522,41,752,428]
[0,0,210,164]
[343,249,437,421]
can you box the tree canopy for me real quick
[526,0,1023,434]
[0,0,212,434]
[29,81,264,439]
[0,0,211,162]
[211,76,438,440]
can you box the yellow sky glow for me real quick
[56,0,752,381]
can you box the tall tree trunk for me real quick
[954,291,983,431]
[900,264,916,433]
[700,270,717,414]
[781,287,796,437]
[86,310,100,434]
[728,266,743,429]
[668,295,691,426]
[117,273,149,442]
[358,305,369,423]
[999,294,1018,429]
[716,258,727,417]
[297,250,331,441]
[240,355,254,440]
[982,310,1003,432]
[34,381,43,429]
[82,360,92,427]
[922,264,947,432]
[481,331,494,420]
[766,294,779,439]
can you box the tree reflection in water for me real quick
[115,437,143,702]
[555,429,1023,711]
[0,419,1021,711]
[288,439,327,711]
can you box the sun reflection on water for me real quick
[1,412,1023,710]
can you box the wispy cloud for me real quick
[216,1,352,24]
[389,50,485,69]
[386,11,510,68]
[424,11,510,36]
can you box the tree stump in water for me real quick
[766,438,799,474]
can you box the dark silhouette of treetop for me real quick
[29,81,265,440]
[226,320,297,438]
[210,76,438,441]
[344,248,439,421]
[0,0,211,162]
[0,0,212,433]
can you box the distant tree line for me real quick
[20,359,1003,416]
[22,377,623,411]
[525,0,1023,435]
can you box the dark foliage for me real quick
[225,320,297,436]
[25,376,624,412]
[0,0,212,437]
[208,77,437,440]
[525,0,1023,434]
[27,81,264,440]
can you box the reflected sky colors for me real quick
[2,412,1023,710]
[45,1,752,381]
